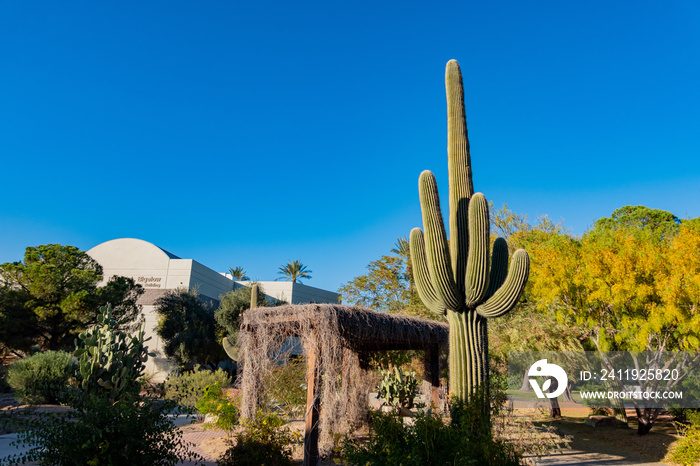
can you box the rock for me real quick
[587,415,619,427]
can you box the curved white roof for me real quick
[87,238,180,269]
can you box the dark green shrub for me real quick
[0,394,203,466]
[217,437,293,466]
[6,351,75,404]
[165,366,231,410]
[155,289,224,368]
[342,400,520,466]
[217,409,299,466]
[579,380,613,416]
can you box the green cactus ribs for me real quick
[409,59,530,403]
[222,283,259,361]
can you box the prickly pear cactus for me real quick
[410,60,530,403]
[377,366,419,409]
[74,305,152,402]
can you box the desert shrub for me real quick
[0,395,202,466]
[6,351,75,404]
[266,359,307,418]
[667,410,700,466]
[343,401,521,466]
[196,383,240,437]
[165,366,231,410]
[217,409,299,466]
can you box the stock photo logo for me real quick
[528,359,568,399]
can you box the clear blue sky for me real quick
[2,1,699,293]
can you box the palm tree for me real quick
[391,236,413,294]
[229,266,249,281]
[391,237,410,261]
[277,260,312,283]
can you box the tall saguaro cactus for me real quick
[410,60,530,402]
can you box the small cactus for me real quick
[250,283,259,309]
[410,60,530,403]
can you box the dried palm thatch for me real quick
[238,303,448,459]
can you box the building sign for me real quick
[137,276,163,288]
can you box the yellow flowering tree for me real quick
[526,207,700,434]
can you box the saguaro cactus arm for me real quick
[410,227,446,315]
[476,249,529,318]
[418,170,462,310]
[464,193,490,307]
[485,237,509,298]
[222,336,239,360]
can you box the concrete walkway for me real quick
[527,449,670,466]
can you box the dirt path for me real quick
[524,417,678,466]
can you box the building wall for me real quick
[242,281,340,305]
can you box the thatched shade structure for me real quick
[238,303,449,465]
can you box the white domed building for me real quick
[87,238,340,380]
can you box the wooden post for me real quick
[430,345,440,409]
[303,344,321,466]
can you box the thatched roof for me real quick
[242,303,448,351]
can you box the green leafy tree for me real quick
[339,250,431,319]
[0,244,143,352]
[154,288,223,368]
[594,205,681,238]
[339,255,408,313]
[276,260,311,283]
[0,288,37,358]
[490,203,532,244]
[216,283,270,359]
